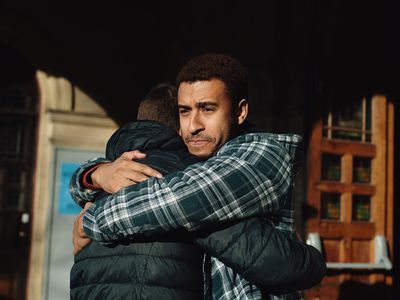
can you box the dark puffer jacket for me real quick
[70,121,203,300]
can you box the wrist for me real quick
[82,164,104,190]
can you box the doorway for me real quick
[0,45,38,300]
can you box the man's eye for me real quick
[203,107,215,112]
[179,109,189,115]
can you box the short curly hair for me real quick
[176,53,248,104]
[137,82,179,130]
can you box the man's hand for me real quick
[72,202,93,255]
[92,150,162,193]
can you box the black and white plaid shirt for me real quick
[70,133,303,300]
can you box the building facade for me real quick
[0,1,398,299]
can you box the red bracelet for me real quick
[82,164,104,190]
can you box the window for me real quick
[306,92,393,298]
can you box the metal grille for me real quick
[0,80,37,214]
[1,189,21,210]
[0,117,25,158]
[0,84,31,110]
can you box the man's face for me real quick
[178,79,246,159]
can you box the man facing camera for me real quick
[71,54,326,299]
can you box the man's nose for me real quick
[188,113,204,135]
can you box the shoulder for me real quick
[215,133,303,170]
[218,133,302,154]
[229,132,302,145]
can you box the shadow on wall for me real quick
[302,203,319,221]
[338,281,391,300]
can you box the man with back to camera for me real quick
[71,54,326,299]
[71,83,205,299]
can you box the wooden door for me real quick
[0,80,38,300]
[305,90,394,299]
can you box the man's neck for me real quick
[238,120,257,135]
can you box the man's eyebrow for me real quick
[197,101,218,108]
[178,101,218,109]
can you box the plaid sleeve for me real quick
[69,157,111,207]
[83,133,294,243]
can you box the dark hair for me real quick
[137,82,179,130]
[176,53,248,104]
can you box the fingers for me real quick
[75,210,87,238]
[121,150,146,160]
[118,152,162,179]
[72,207,92,255]
[73,236,91,255]
[91,151,163,193]
[84,202,93,210]
[126,160,163,180]
[114,162,150,183]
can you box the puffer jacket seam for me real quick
[240,223,275,276]
[75,281,203,292]
[75,252,195,262]
[139,243,154,299]
[213,221,248,264]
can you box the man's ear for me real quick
[178,128,182,136]
[236,99,248,125]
